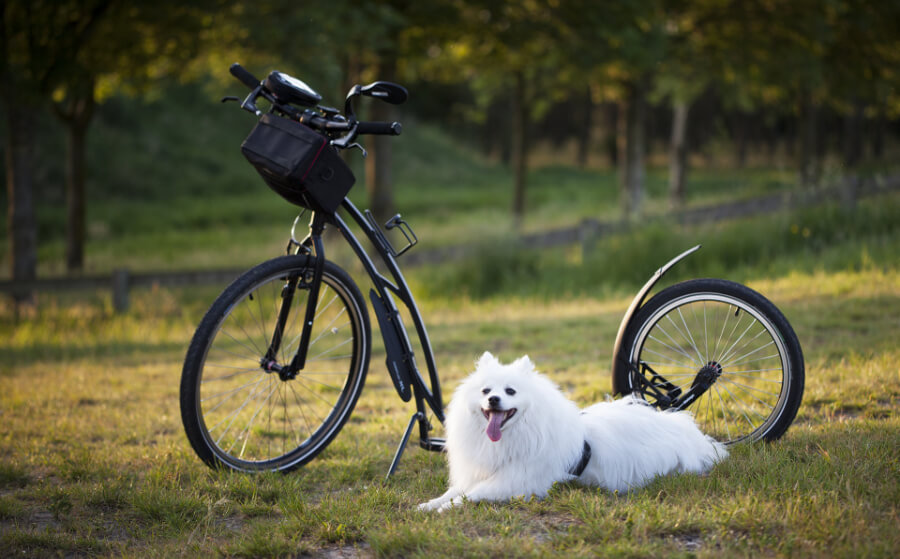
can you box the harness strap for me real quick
[568,441,592,477]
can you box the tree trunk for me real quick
[364,59,396,223]
[620,79,647,220]
[842,100,864,170]
[4,102,38,306]
[668,100,689,210]
[871,108,885,159]
[733,112,748,168]
[510,71,528,227]
[55,86,95,273]
[576,86,592,169]
[604,102,619,167]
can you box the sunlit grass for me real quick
[3,79,898,556]
[1,265,898,557]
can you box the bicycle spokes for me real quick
[627,293,793,443]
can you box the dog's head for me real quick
[461,352,537,442]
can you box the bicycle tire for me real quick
[615,278,804,444]
[180,255,371,472]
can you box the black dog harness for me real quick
[568,441,592,477]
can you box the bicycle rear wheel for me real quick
[180,255,370,472]
[615,279,804,444]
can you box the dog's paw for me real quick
[436,500,458,512]
[419,496,464,512]
[418,497,449,512]
[436,495,470,512]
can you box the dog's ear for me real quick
[477,351,499,369]
[511,355,534,373]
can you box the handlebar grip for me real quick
[357,121,402,136]
[229,63,260,90]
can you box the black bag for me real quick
[240,113,355,213]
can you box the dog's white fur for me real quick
[419,352,727,512]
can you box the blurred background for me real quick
[2,0,899,303]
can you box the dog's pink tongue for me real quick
[486,411,504,442]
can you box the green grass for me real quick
[410,191,900,300]
[1,263,898,557]
[0,79,856,277]
[1,81,899,556]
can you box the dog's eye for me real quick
[505,387,516,396]
[482,388,491,395]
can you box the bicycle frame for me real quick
[281,199,446,476]
[277,207,704,476]
[185,63,801,476]
[333,200,444,423]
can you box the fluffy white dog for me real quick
[419,352,727,512]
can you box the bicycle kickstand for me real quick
[385,411,425,482]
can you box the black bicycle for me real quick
[179,64,805,475]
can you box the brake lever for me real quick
[221,96,240,103]
[330,121,361,153]
[238,85,266,116]
[340,142,367,157]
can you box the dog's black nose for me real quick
[488,395,500,407]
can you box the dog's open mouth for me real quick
[482,408,517,442]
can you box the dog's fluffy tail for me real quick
[581,397,728,491]
[621,393,728,471]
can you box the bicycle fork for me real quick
[262,215,327,379]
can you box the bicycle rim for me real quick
[628,292,792,443]
[190,262,367,471]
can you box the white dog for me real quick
[419,352,727,512]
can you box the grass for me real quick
[0,78,863,277]
[1,81,898,556]
[411,191,900,300]
[1,262,898,557]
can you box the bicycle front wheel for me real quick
[180,255,371,472]
[615,279,804,444]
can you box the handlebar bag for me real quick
[241,113,355,212]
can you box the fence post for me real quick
[112,269,130,313]
[579,218,600,259]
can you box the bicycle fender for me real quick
[610,245,701,395]
[369,289,414,402]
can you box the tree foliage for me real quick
[4,0,900,284]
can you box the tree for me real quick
[651,1,718,210]
[50,1,219,272]
[2,0,225,297]
[820,0,900,172]
[1,1,112,303]
[210,0,438,224]
[420,0,575,226]
[565,0,668,220]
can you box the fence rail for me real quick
[0,268,246,312]
[2,174,897,312]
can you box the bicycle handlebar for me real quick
[228,62,402,141]
[357,121,402,136]
[229,63,261,90]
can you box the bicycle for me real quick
[179,64,805,476]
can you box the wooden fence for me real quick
[2,173,897,312]
[0,268,246,313]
